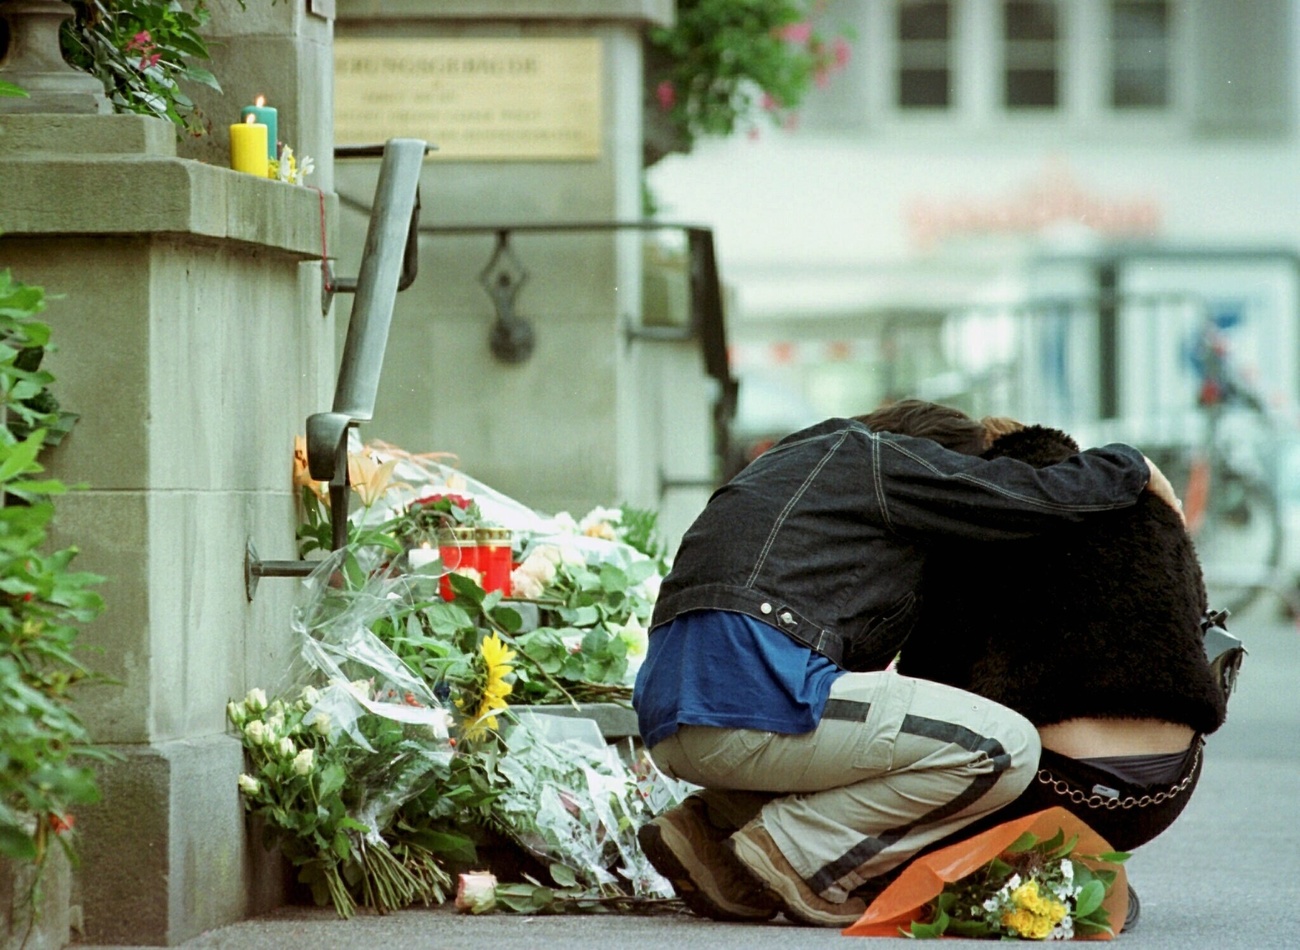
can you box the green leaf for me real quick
[549,862,578,888]
[1004,830,1039,853]
[331,831,351,860]
[907,903,949,938]
[0,824,37,860]
[1096,850,1131,864]
[0,80,29,99]
[0,430,46,482]
[1074,879,1106,918]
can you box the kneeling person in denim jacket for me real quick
[633,400,1181,927]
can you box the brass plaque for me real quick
[334,37,603,161]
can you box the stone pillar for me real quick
[0,114,337,945]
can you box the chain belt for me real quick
[1034,743,1202,811]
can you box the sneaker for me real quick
[637,797,780,922]
[727,821,868,927]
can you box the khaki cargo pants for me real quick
[647,670,1040,901]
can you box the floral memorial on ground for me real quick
[229,439,687,917]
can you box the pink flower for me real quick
[776,21,813,44]
[760,92,780,112]
[833,37,852,68]
[140,52,161,70]
[125,30,152,52]
[655,79,676,111]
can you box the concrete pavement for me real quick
[78,599,1297,949]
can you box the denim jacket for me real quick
[650,418,1150,672]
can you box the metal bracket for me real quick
[479,230,536,363]
[244,540,315,602]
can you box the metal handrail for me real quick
[246,137,428,598]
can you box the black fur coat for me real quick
[897,425,1226,734]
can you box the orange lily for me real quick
[293,436,328,501]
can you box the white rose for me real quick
[300,685,320,707]
[532,545,562,566]
[292,748,315,775]
[244,687,268,714]
[455,871,497,914]
[310,712,331,736]
[226,700,246,727]
[277,737,295,758]
[520,553,557,586]
[244,720,267,746]
[454,566,483,586]
[510,571,543,600]
[580,506,622,530]
[557,545,586,569]
[237,773,260,795]
[349,679,372,701]
[551,512,578,533]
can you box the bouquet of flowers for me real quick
[843,807,1130,941]
[229,552,513,918]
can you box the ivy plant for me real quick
[0,270,108,866]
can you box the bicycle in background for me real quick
[1149,309,1289,618]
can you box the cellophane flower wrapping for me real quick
[493,711,689,899]
[280,550,457,838]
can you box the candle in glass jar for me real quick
[476,527,513,595]
[230,114,269,177]
[438,527,480,601]
[240,95,278,160]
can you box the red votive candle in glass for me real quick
[438,526,479,601]
[476,526,513,595]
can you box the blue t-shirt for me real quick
[633,609,846,749]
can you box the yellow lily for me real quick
[347,451,399,508]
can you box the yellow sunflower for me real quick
[463,633,515,740]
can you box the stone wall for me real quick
[0,113,335,944]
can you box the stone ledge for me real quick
[0,157,333,257]
[0,114,176,157]
[0,115,334,257]
[525,702,640,740]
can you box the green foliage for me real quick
[645,0,853,158]
[60,0,229,136]
[0,271,106,866]
[0,81,29,99]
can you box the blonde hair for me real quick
[981,416,1024,449]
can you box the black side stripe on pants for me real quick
[807,713,1011,896]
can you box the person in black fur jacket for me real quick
[896,423,1226,851]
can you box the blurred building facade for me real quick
[649,0,1300,457]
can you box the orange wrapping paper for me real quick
[842,807,1128,940]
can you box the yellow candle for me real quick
[230,115,269,177]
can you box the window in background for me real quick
[1003,0,1060,109]
[1111,0,1172,108]
[897,0,953,109]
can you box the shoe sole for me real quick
[728,832,865,927]
[637,820,777,921]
